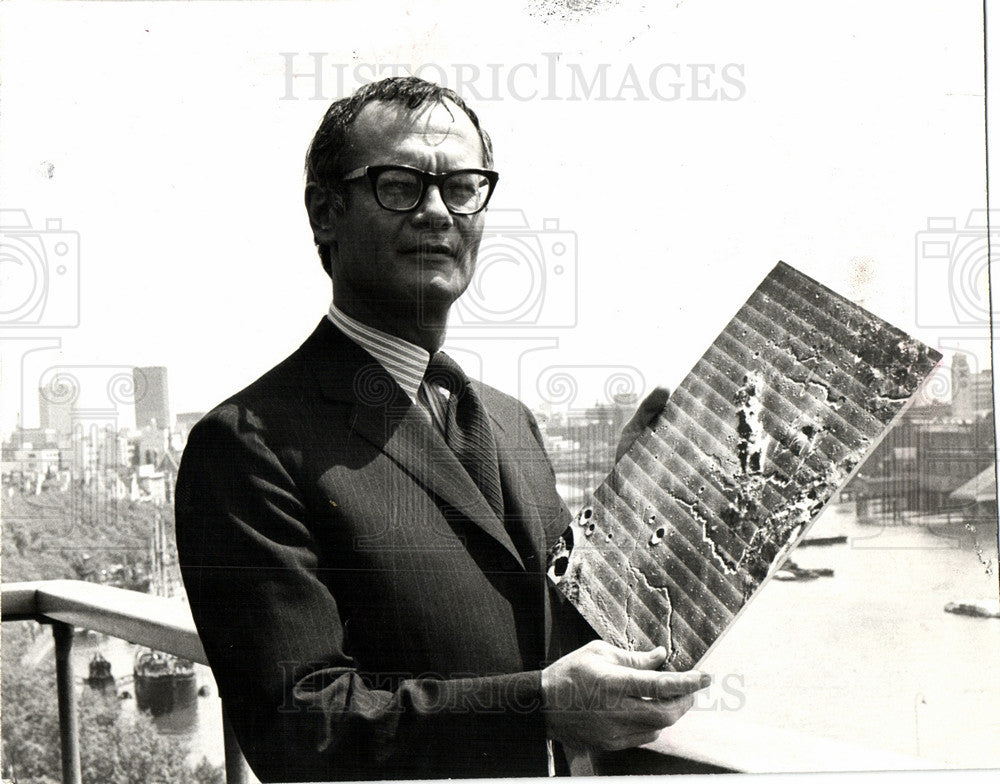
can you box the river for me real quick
[698,501,1000,769]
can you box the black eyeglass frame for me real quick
[340,164,500,215]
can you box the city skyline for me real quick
[6,347,994,445]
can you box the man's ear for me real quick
[304,182,345,247]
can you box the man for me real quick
[175,77,708,782]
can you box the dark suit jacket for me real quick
[175,319,593,781]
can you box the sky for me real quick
[0,0,994,437]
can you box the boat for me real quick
[84,653,115,691]
[773,559,835,581]
[798,535,848,547]
[133,649,198,715]
[944,599,1000,619]
[773,569,816,582]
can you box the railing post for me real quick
[222,709,250,784]
[52,621,82,784]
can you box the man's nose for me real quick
[412,184,454,227]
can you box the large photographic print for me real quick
[547,262,943,665]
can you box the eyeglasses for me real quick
[340,165,499,215]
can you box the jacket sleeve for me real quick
[174,407,548,782]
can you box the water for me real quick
[70,634,225,768]
[699,502,1000,768]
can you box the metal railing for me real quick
[2,580,253,784]
[3,579,936,782]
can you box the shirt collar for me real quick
[326,302,430,402]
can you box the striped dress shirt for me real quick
[326,303,450,430]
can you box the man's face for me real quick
[321,99,488,324]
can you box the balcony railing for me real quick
[3,580,934,782]
[2,580,254,784]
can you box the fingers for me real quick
[637,386,670,421]
[606,667,710,701]
[602,728,662,752]
[593,693,695,751]
[615,386,670,462]
[542,642,707,753]
[618,693,696,729]
[588,641,711,699]
[664,692,696,725]
[599,643,667,670]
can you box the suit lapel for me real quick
[350,398,525,569]
[304,319,524,569]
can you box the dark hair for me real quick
[305,77,494,276]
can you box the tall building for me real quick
[951,355,993,420]
[950,354,971,401]
[38,378,74,436]
[133,366,171,431]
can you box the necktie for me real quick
[423,352,505,521]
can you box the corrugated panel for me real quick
[546,261,942,670]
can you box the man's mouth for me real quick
[403,240,457,259]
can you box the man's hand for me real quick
[541,640,710,752]
[615,386,670,463]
